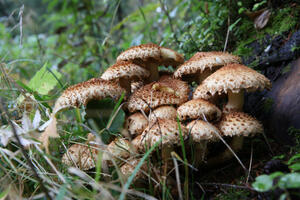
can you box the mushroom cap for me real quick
[174,51,241,79]
[126,112,148,137]
[177,99,221,121]
[117,43,161,63]
[187,120,221,142]
[193,64,272,98]
[218,112,264,137]
[103,137,132,163]
[160,47,184,67]
[120,158,148,182]
[140,118,188,148]
[128,78,189,113]
[53,78,125,114]
[62,143,99,170]
[148,106,177,122]
[101,61,150,82]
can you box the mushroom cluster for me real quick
[55,43,271,186]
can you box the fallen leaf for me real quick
[254,9,271,30]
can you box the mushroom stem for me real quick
[224,90,244,113]
[161,145,174,161]
[206,136,244,166]
[147,63,159,82]
[193,141,208,167]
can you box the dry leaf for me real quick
[38,115,58,154]
[254,9,271,30]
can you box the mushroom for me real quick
[120,158,148,185]
[193,64,271,112]
[187,120,221,167]
[177,99,222,122]
[174,52,241,83]
[39,78,125,153]
[140,118,188,162]
[62,139,100,170]
[207,112,264,165]
[125,112,148,137]
[148,106,177,122]
[128,78,189,113]
[101,61,150,94]
[102,137,135,167]
[117,43,184,81]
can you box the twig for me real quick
[172,155,183,200]
[246,141,254,183]
[0,98,52,199]
[199,182,255,191]
[223,0,231,52]
[158,0,180,46]
[18,5,24,47]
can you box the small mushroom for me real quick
[187,120,221,166]
[62,143,100,170]
[177,99,221,122]
[207,112,264,165]
[125,112,148,137]
[174,51,241,83]
[140,118,188,161]
[120,158,148,185]
[117,43,183,81]
[148,106,177,122]
[193,64,271,112]
[101,61,150,94]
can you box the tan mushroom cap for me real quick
[120,158,148,182]
[128,78,189,113]
[187,120,221,142]
[149,106,177,122]
[101,61,150,82]
[218,112,264,137]
[62,143,99,170]
[126,112,148,137]
[117,43,161,63]
[160,47,184,67]
[174,51,241,79]
[131,134,144,152]
[103,137,133,166]
[140,118,188,148]
[53,78,125,114]
[177,99,221,121]
[193,64,272,98]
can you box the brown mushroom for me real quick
[174,52,241,83]
[193,64,271,112]
[148,106,177,122]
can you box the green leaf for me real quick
[27,62,62,95]
[288,153,300,165]
[278,173,300,189]
[290,163,300,171]
[252,175,274,192]
[229,18,241,32]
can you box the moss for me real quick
[234,6,300,57]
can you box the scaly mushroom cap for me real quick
[193,64,272,99]
[53,78,125,114]
[131,134,144,152]
[128,78,189,113]
[126,113,148,137]
[140,118,188,148]
[117,43,161,63]
[174,52,241,79]
[103,138,133,166]
[101,61,150,82]
[187,120,221,142]
[62,143,99,170]
[218,112,264,137]
[120,158,148,182]
[148,106,177,122]
[160,47,184,67]
[177,99,221,121]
